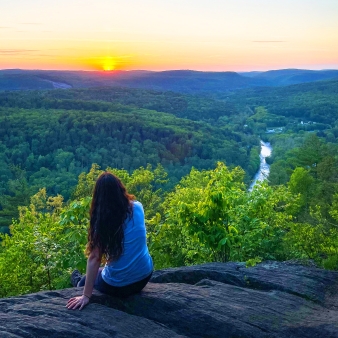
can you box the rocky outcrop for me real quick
[1,261,338,337]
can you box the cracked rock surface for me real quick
[1,262,338,338]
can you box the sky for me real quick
[0,0,338,72]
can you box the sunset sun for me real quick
[103,57,116,71]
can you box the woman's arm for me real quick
[66,247,102,310]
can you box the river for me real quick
[249,140,272,191]
[44,80,72,89]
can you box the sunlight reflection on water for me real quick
[249,141,272,191]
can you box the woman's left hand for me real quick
[66,295,90,310]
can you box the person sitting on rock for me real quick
[66,172,153,310]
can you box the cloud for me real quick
[21,23,42,25]
[0,26,10,29]
[253,41,285,43]
[0,49,40,55]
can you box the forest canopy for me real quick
[0,87,260,230]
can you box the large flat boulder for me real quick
[0,290,183,338]
[1,261,338,337]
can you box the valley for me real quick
[0,68,338,298]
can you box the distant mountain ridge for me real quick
[0,68,337,93]
[240,69,338,86]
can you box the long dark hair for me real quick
[86,172,135,261]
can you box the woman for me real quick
[66,172,153,310]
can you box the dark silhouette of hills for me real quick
[240,69,338,86]
[1,68,337,93]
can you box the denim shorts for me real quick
[78,270,152,298]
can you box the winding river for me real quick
[249,140,273,191]
[44,80,72,89]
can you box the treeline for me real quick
[0,87,238,122]
[1,162,337,298]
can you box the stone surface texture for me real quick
[1,261,338,337]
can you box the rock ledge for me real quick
[1,262,338,338]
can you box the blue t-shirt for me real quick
[101,201,153,287]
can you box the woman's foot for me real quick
[71,269,82,287]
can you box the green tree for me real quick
[0,166,31,229]
[150,163,298,269]
[288,167,314,209]
[0,189,88,297]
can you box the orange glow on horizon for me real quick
[0,40,337,72]
[1,51,337,72]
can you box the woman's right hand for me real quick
[66,295,90,310]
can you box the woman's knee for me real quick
[77,275,86,287]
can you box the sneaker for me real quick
[71,269,82,287]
